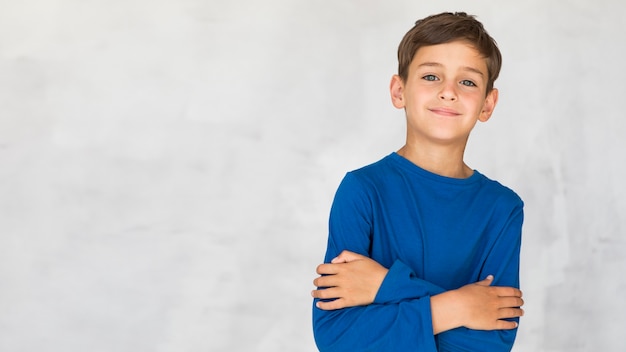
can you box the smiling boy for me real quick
[311,12,525,351]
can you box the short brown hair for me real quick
[397,12,502,92]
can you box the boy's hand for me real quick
[311,250,388,310]
[459,275,524,330]
[432,275,524,333]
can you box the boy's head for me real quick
[397,12,502,93]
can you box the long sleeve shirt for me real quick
[313,152,524,351]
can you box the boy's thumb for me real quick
[477,275,494,286]
[331,250,364,264]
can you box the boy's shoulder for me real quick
[345,153,397,179]
[477,172,524,206]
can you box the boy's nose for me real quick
[439,84,458,101]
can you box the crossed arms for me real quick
[311,251,524,351]
[312,250,524,333]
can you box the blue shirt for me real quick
[313,152,524,351]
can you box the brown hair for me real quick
[397,12,502,93]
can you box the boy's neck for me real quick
[397,143,473,179]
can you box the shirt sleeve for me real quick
[436,200,524,352]
[312,173,439,351]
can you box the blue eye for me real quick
[460,80,476,87]
[423,74,438,81]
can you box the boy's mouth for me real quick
[429,107,461,117]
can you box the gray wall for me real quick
[1,0,624,351]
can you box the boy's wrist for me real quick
[430,289,465,334]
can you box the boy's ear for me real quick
[390,75,405,109]
[479,88,499,122]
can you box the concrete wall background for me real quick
[1,0,624,351]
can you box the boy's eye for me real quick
[460,80,476,87]
[422,74,438,81]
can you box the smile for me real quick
[429,107,461,117]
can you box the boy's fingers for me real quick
[494,286,523,298]
[312,276,323,288]
[315,298,346,311]
[498,307,524,319]
[331,250,366,264]
[494,319,519,330]
[510,288,523,298]
[311,287,341,300]
[316,263,340,275]
[499,296,524,309]
[313,274,342,288]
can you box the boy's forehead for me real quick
[416,62,485,77]
[411,41,488,74]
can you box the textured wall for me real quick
[1,1,624,351]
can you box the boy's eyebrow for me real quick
[417,62,485,76]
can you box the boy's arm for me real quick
[312,251,523,334]
[435,202,525,351]
[313,287,440,351]
[312,174,441,351]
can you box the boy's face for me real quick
[390,41,498,147]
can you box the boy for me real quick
[311,12,524,351]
